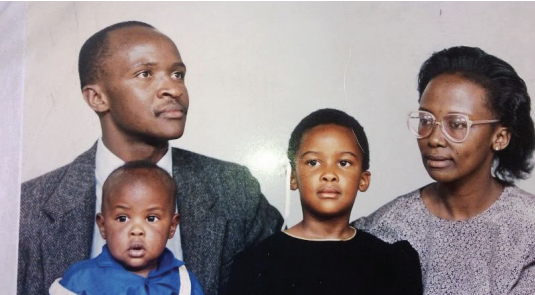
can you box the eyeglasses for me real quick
[407,111,499,143]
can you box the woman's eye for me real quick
[339,160,351,167]
[147,216,160,222]
[306,159,319,167]
[117,216,129,222]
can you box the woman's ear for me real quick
[83,84,110,113]
[96,213,106,240]
[358,171,371,192]
[493,126,511,152]
[290,170,299,191]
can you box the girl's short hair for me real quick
[287,108,370,171]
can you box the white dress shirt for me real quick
[90,137,183,260]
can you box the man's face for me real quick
[97,26,189,144]
[97,173,178,277]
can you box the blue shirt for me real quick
[60,245,205,295]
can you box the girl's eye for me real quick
[339,160,351,167]
[306,159,319,167]
[136,71,151,78]
[117,216,129,222]
[147,216,160,222]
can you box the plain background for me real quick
[3,2,535,292]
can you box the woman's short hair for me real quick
[418,46,535,184]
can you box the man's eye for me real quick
[147,216,160,222]
[136,71,151,78]
[117,216,129,222]
[339,160,351,167]
[171,72,184,79]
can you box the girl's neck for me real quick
[422,176,504,221]
[286,218,355,240]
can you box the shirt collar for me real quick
[95,137,173,183]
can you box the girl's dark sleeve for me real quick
[392,240,423,295]
[224,250,255,295]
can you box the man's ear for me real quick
[493,126,511,152]
[83,84,109,113]
[96,213,106,240]
[168,213,180,239]
[358,171,371,192]
[290,170,299,191]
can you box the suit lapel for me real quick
[42,145,97,286]
[172,148,227,294]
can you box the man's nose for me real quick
[157,75,183,98]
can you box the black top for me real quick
[226,229,422,295]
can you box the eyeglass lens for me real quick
[408,112,468,142]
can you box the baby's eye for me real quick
[339,160,351,167]
[117,216,129,222]
[171,71,184,80]
[306,159,319,167]
[136,70,151,79]
[147,216,160,222]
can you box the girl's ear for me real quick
[168,214,180,239]
[290,170,299,191]
[358,171,371,192]
[96,213,106,240]
[493,126,511,152]
[82,84,110,113]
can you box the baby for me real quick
[49,161,204,295]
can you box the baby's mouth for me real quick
[128,243,146,258]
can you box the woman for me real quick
[354,46,535,294]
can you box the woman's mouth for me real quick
[425,155,452,168]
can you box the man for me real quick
[18,21,283,295]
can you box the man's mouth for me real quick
[155,103,187,119]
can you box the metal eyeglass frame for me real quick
[407,110,499,143]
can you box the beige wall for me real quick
[8,1,535,290]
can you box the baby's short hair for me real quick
[287,108,370,171]
[102,161,176,212]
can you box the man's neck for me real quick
[101,135,169,163]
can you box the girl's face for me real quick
[417,73,505,184]
[291,124,371,220]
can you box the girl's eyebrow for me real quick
[299,151,320,158]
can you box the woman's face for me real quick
[417,74,499,184]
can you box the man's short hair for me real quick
[78,21,155,90]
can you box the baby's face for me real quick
[97,177,178,277]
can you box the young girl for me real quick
[226,108,422,295]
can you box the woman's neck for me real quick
[422,176,504,221]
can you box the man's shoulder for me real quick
[172,147,246,170]
[21,145,96,196]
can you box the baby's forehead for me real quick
[102,170,175,207]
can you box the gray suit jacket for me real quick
[18,143,283,295]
